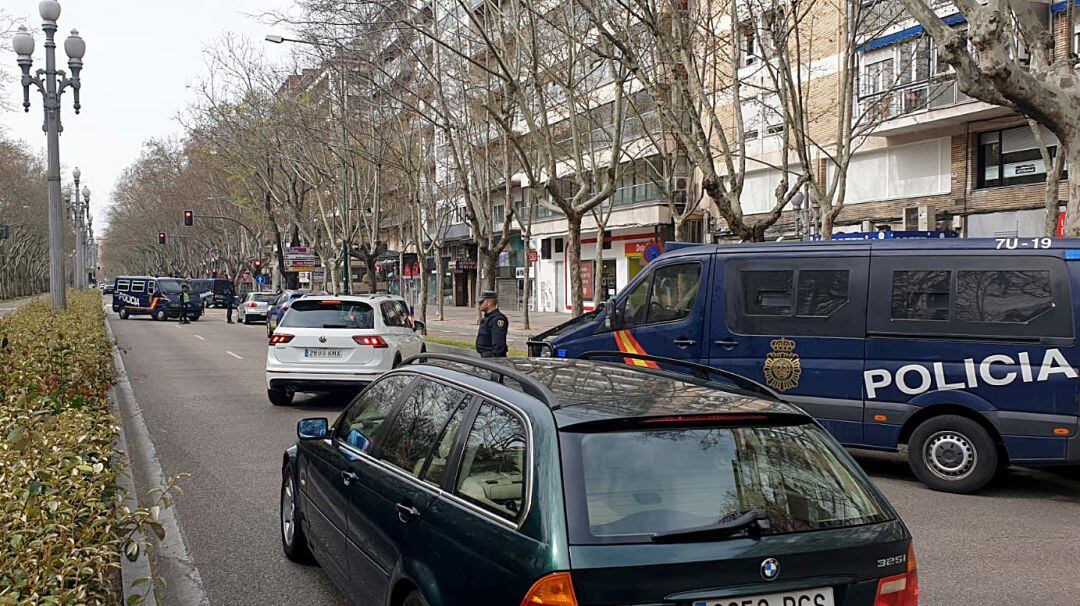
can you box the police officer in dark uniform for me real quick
[225,289,236,324]
[475,291,509,358]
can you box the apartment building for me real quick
[735,0,1071,240]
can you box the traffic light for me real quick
[158,232,166,245]
[183,210,194,227]
[210,267,218,277]
[253,259,263,271]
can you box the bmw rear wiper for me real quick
[651,508,770,542]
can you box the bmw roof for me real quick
[404,355,803,428]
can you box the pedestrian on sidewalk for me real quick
[475,291,508,358]
[225,290,236,324]
[179,285,191,325]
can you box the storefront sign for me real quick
[448,260,477,272]
[1058,211,1067,237]
[581,261,595,300]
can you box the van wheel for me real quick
[281,464,313,563]
[268,388,294,407]
[154,309,166,321]
[118,308,129,320]
[403,591,430,606]
[908,415,997,494]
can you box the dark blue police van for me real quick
[111,276,203,322]
[529,237,1080,493]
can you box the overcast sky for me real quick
[0,0,302,229]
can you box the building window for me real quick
[541,238,552,260]
[602,231,612,250]
[977,125,1064,189]
[554,238,565,254]
[739,25,758,67]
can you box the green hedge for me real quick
[0,291,119,604]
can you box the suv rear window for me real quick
[249,293,277,303]
[560,421,888,544]
[281,300,375,329]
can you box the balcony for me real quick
[860,76,1011,136]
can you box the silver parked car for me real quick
[238,291,277,324]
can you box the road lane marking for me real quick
[194,335,205,341]
[226,351,243,360]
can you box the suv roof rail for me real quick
[577,351,780,401]
[401,353,561,409]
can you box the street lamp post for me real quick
[82,186,92,286]
[71,167,84,289]
[13,1,86,309]
[266,33,351,295]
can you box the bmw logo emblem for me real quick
[760,558,780,581]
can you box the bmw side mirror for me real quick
[297,418,329,440]
[413,320,427,335]
[604,298,619,330]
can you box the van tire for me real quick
[908,414,997,494]
[268,388,293,407]
[118,308,129,320]
[154,309,166,322]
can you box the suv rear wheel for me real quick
[268,387,294,407]
[908,414,998,494]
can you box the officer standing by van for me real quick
[475,291,509,358]
[179,285,192,325]
[225,289,236,324]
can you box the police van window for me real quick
[147,280,156,293]
[797,270,849,317]
[623,276,652,327]
[131,281,146,293]
[955,270,1052,323]
[647,264,702,324]
[116,279,130,291]
[890,270,950,320]
[743,271,793,315]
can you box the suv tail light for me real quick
[874,542,918,606]
[248,302,257,308]
[269,334,295,345]
[521,572,578,606]
[353,335,388,348]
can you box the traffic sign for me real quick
[256,274,267,285]
[528,249,538,263]
[643,242,663,262]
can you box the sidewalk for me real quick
[420,305,570,351]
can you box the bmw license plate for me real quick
[697,587,833,606]
[304,348,344,359]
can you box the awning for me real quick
[859,13,966,52]
[1051,0,1078,13]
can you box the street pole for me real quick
[72,167,83,289]
[13,1,86,310]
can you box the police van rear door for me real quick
[711,248,870,445]
[864,247,1076,461]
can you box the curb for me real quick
[105,318,210,606]
[109,384,157,606]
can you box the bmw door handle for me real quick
[396,502,421,523]
[340,470,359,486]
[673,338,697,348]
[714,338,739,350]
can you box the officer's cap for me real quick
[479,290,497,301]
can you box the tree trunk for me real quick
[673,214,686,242]
[1045,146,1066,237]
[418,251,428,323]
[435,246,445,321]
[521,241,531,331]
[1067,140,1080,238]
[480,250,498,292]
[567,212,585,316]
[592,231,605,309]
[366,255,378,293]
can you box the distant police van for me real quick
[112,276,203,322]
[529,238,1080,493]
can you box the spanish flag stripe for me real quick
[616,330,660,369]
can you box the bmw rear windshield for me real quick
[280,300,375,329]
[559,419,891,544]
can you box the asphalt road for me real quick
[109,303,1080,605]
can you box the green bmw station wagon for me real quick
[280,353,918,606]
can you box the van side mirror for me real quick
[412,320,427,335]
[604,298,620,330]
[297,418,329,440]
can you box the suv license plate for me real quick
[698,587,833,606]
[304,348,344,359]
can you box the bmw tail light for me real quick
[874,542,918,606]
[353,335,388,348]
[521,572,578,606]
[269,334,295,345]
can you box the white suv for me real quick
[265,294,425,406]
